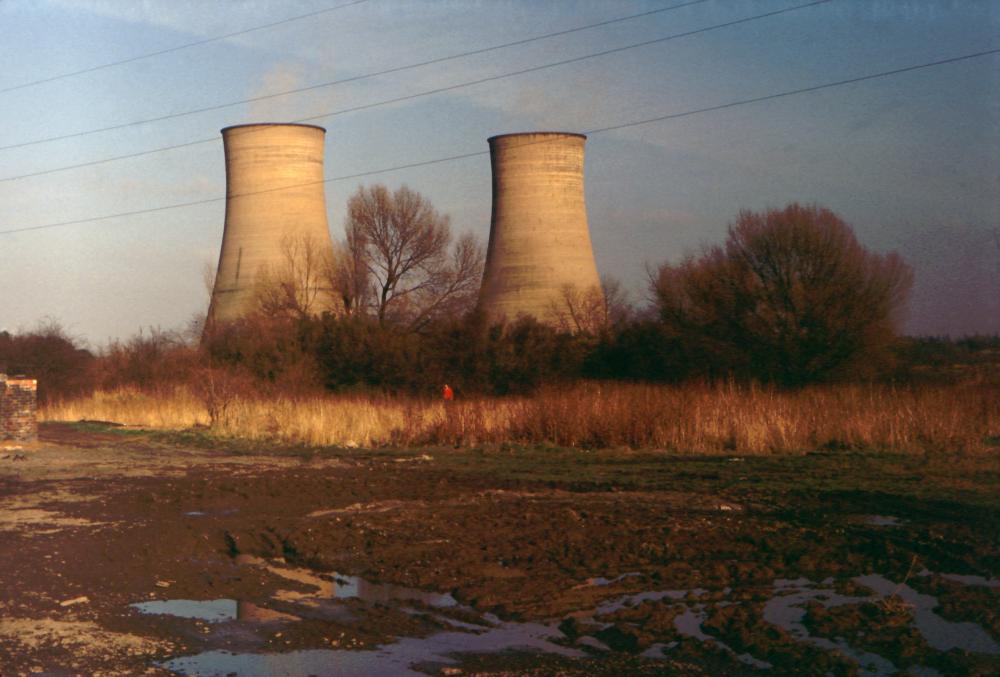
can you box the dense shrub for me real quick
[309,314,594,396]
[891,335,1000,385]
[94,327,199,392]
[479,317,592,394]
[313,314,430,393]
[202,315,324,394]
[0,322,94,402]
[584,318,687,382]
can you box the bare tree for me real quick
[202,261,217,301]
[407,231,485,328]
[254,233,338,320]
[330,227,370,317]
[345,184,484,327]
[550,276,631,335]
[652,203,913,385]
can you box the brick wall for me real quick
[1,373,38,442]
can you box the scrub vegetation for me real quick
[4,203,999,453]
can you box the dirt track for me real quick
[1,423,998,675]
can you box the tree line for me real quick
[5,188,964,402]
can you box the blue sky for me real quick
[1,0,997,345]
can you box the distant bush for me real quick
[891,335,1000,385]
[94,327,199,392]
[202,315,324,394]
[312,314,429,393]
[0,321,93,402]
[308,313,593,396]
[477,316,592,395]
[583,318,687,382]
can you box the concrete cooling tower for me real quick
[478,132,603,325]
[206,123,336,326]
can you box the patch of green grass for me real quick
[49,420,1000,532]
[64,420,149,436]
[147,426,437,462]
[424,446,1000,515]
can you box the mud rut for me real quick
[0,424,997,675]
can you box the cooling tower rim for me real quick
[488,131,587,143]
[221,122,327,134]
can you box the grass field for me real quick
[42,381,999,454]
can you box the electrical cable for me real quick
[2,45,995,236]
[0,0,829,183]
[0,0,709,151]
[0,0,370,95]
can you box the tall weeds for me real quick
[41,382,998,454]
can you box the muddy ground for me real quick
[1,423,998,676]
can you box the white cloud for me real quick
[248,62,307,121]
[47,0,301,38]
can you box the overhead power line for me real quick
[0,0,828,183]
[584,47,1000,134]
[0,0,709,152]
[0,0,370,95]
[3,45,996,237]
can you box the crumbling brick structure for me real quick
[1,373,38,442]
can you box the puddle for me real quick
[939,573,1000,588]
[328,574,457,607]
[575,572,641,588]
[237,601,300,622]
[763,573,1000,676]
[143,560,999,676]
[594,587,705,615]
[639,641,677,658]
[136,557,455,627]
[235,555,457,607]
[856,573,1000,655]
[763,582,898,675]
[156,579,572,677]
[148,558,540,675]
[577,635,611,651]
[672,606,713,641]
[132,599,237,623]
[916,567,1000,587]
[864,515,902,527]
[774,577,812,588]
[591,587,772,668]
[164,620,580,677]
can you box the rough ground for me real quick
[0,423,997,675]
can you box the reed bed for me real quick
[41,382,999,454]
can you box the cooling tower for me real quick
[206,123,336,326]
[478,132,602,325]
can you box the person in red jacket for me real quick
[442,384,454,401]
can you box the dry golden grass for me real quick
[42,386,210,429]
[41,382,999,454]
